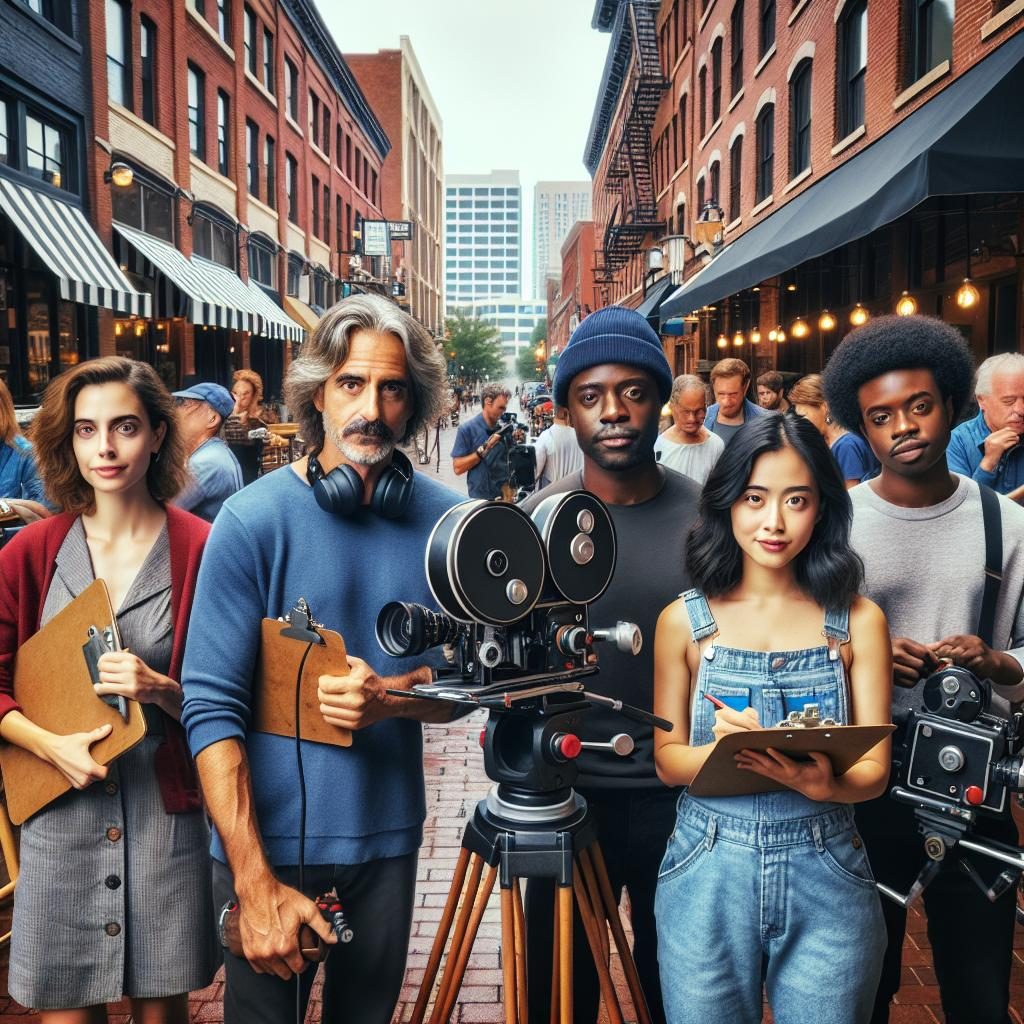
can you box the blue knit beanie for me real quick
[553,305,672,407]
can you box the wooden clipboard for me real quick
[687,723,895,797]
[251,617,352,748]
[0,579,147,825]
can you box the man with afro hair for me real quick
[823,314,1024,1024]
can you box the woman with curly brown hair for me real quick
[0,356,218,1023]
[223,368,278,485]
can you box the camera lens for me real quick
[486,549,509,577]
[376,601,462,658]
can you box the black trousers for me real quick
[212,852,417,1024]
[857,794,1017,1024]
[523,786,679,1024]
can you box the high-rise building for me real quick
[532,181,591,299]
[463,298,547,371]
[346,37,444,336]
[444,170,522,308]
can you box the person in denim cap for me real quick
[652,413,892,1024]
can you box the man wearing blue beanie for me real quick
[521,306,700,1024]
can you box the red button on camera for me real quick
[965,785,984,806]
[554,733,582,760]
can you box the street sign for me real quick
[387,221,414,240]
[362,220,390,256]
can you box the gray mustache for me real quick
[342,418,394,441]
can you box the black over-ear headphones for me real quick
[306,448,415,519]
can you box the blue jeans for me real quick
[655,797,885,1024]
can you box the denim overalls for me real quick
[655,589,886,1024]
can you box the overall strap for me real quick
[680,588,719,660]
[978,484,1003,649]
[822,606,851,662]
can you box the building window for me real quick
[760,0,776,57]
[789,59,812,177]
[25,113,68,190]
[194,0,205,12]
[711,39,723,123]
[906,0,953,84]
[728,137,742,222]
[285,57,298,121]
[262,28,274,93]
[243,5,257,76]
[312,271,327,309]
[246,119,258,195]
[216,90,229,175]
[698,66,707,136]
[370,169,378,205]
[20,0,72,34]
[286,153,297,221]
[0,100,8,166]
[838,0,867,138]
[678,95,687,164]
[286,253,302,297]
[192,210,236,269]
[140,15,157,127]
[322,109,331,160]
[311,174,320,238]
[248,236,276,288]
[264,134,275,209]
[756,103,774,202]
[217,0,229,43]
[731,1,744,97]
[709,160,721,209]
[335,194,342,253]
[323,184,330,245]
[105,0,130,108]
[112,172,175,242]
[188,64,205,161]
[309,91,320,148]
[345,135,352,177]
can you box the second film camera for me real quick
[882,662,1024,907]
[377,491,665,805]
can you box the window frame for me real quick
[246,118,259,195]
[243,4,257,76]
[759,0,776,58]
[838,0,867,138]
[216,89,229,176]
[728,136,742,222]
[710,38,723,124]
[731,0,745,98]
[217,0,230,44]
[192,208,237,270]
[188,63,206,162]
[105,0,131,110]
[906,0,954,85]
[262,27,274,94]
[286,152,298,222]
[285,56,299,121]
[264,134,275,209]
[755,103,775,202]
[789,59,812,178]
[248,234,277,289]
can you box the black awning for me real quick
[661,31,1024,322]
[634,275,675,320]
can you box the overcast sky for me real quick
[329,0,609,294]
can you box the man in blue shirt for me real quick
[948,352,1024,498]
[172,381,243,521]
[704,357,769,444]
[450,382,512,497]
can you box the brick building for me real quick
[585,0,1024,379]
[0,0,150,404]
[547,220,598,358]
[87,0,390,405]
[346,37,445,337]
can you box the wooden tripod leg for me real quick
[549,886,559,1024]
[434,862,499,1024]
[501,885,516,1024]
[557,885,574,1024]
[582,845,653,1024]
[572,869,623,1024]
[412,847,473,1024]
[512,881,528,1024]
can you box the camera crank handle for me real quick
[582,690,673,732]
[579,733,635,757]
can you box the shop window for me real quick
[192,210,236,269]
[111,172,175,242]
[906,0,953,84]
[248,236,276,289]
[789,59,812,177]
[837,0,867,138]
[106,0,130,108]
[25,113,68,191]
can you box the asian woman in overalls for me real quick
[652,413,892,1024]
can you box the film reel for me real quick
[529,491,616,606]
[425,501,547,625]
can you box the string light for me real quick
[768,327,778,342]
[818,310,836,331]
[732,330,744,347]
[750,328,761,345]
[850,304,869,326]
[895,291,918,316]
[791,318,810,339]
[955,279,980,309]
[716,333,728,349]
[776,326,787,342]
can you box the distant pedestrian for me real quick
[705,358,769,444]
[532,404,583,489]
[451,383,512,499]
[654,375,725,486]
[756,370,791,412]
[172,382,243,522]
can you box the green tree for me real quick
[530,318,548,346]
[445,310,505,384]
[516,344,545,381]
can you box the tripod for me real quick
[410,784,652,1024]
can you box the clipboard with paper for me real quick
[0,579,147,825]
[687,705,895,798]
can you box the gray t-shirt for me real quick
[521,468,702,786]
[709,419,744,445]
[849,475,1024,712]
[654,431,725,486]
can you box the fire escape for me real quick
[594,1,668,286]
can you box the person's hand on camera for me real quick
[891,636,939,687]
[980,427,1021,472]
[928,634,1001,679]
[711,705,760,743]
[236,878,335,979]
[318,655,391,730]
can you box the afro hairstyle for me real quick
[822,314,975,433]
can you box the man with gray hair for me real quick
[654,374,725,485]
[181,294,462,1023]
[451,381,513,498]
[948,352,1024,499]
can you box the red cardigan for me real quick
[0,505,208,814]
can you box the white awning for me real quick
[245,280,305,343]
[0,174,150,317]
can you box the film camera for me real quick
[880,662,1024,907]
[376,491,666,811]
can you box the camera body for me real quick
[894,665,1024,815]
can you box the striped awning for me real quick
[245,281,305,343]
[0,174,150,317]
[191,257,261,333]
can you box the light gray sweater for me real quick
[850,475,1024,711]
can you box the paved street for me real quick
[1,419,1024,1023]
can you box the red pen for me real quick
[703,692,727,710]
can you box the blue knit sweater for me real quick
[181,463,460,867]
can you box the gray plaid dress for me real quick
[8,519,219,1009]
